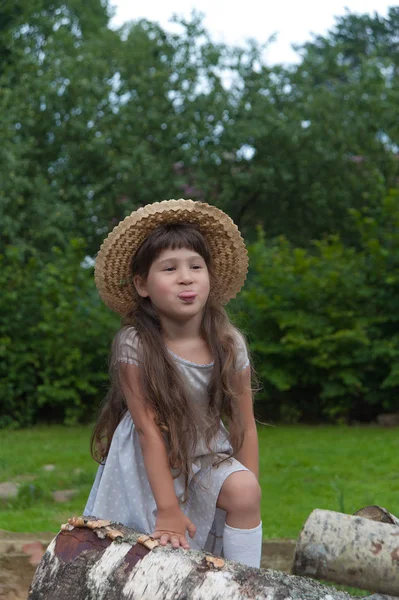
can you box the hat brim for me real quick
[95,199,248,316]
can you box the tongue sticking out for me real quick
[179,292,196,299]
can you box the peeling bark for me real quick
[293,509,399,596]
[29,517,358,600]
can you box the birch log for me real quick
[29,516,358,600]
[292,509,399,596]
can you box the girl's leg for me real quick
[217,470,261,528]
[217,471,262,567]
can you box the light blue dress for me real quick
[84,326,250,555]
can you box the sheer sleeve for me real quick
[114,326,142,366]
[233,328,250,371]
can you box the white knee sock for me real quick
[222,521,263,568]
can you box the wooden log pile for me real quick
[29,507,399,599]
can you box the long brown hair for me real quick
[91,223,248,497]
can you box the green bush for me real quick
[231,192,399,422]
[2,194,399,427]
[0,239,119,427]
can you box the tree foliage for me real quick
[0,239,118,427]
[1,2,399,425]
[231,191,399,422]
[1,3,398,256]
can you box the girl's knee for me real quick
[218,471,261,513]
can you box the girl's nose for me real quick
[179,268,193,283]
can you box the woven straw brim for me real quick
[95,199,248,316]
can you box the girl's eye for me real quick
[191,265,202,269]
[163,267,175,272]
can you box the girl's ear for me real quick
[133,275,149,298]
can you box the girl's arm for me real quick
[119,363,196,548]
[232,366,259,479]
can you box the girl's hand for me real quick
[153,506,196,549]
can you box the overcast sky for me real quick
[109,1,393,64]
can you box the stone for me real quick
[22,541,46,566]
[376,413,399,427]
[52,489,78,503]
[16,474,36,482]
[0,482,18,499]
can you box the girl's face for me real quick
[134,247,211,323]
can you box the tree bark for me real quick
[292,509,399,596]
[29,517,358,600]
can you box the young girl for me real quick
[85,199,262,568]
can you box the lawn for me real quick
[0,424,398,538]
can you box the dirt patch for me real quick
[261,538,296,572]
[0,530,54,600]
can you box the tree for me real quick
[2,6,398,254]
[203,9,399,244]
[0,0,116,255]
[0,6,232,257]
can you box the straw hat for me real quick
[95,199,248,316]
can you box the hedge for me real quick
[1,193,398,426]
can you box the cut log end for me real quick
[353,505,399,526]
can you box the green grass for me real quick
[1,424,398,539]
[0,425,97,532]
[258,424,399,539]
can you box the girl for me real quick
[85,199,262,568]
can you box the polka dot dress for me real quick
[84,327,250,556]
